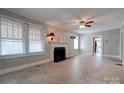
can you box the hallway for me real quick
[94,37,103,56]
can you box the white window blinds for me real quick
[29,24,44,53]
[0,16,45,57]
[0,18,24,55]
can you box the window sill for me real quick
[74,49,79,50]
[0,52,45,60]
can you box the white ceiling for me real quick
[5,8,124,33]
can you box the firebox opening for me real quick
[54,47,66,62]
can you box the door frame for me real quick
[91,35,104,55]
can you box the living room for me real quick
[0,8,124,84]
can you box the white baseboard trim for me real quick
[68,53,79,57]
[0,59,50,75]
[80,53,92,56]
[103,55,120,58]
[122,62,124,66]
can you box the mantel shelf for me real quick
[49,41,68,44]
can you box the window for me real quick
[74,35,79,49]
[0,16,45,58]
[0,18,24,55]
[29,24,44,53]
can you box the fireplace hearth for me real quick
[54,47,66,62]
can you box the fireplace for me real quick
[54,47,66,62]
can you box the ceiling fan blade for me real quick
[85,25,91,27]
[85,21,94,24]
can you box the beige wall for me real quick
[80,29,120,57]
[0,9,79,70]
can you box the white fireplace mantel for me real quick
[49,42,68,61]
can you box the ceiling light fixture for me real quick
[79,21,85,28]
[79,20,93,28]
[80,25,85,28]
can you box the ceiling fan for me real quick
[79,20,94,28]
[65,20,94,28]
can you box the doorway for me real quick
[93,36,103,56]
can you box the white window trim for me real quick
[74,35,79,50]
[0,14,25,24]
[0,15,45,60]
[0,52,46,59]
